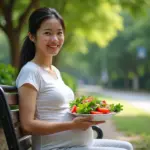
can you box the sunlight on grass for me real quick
[99,96,150,150]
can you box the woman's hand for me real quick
[71,116,105,131]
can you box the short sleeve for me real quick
[16,67,41,91]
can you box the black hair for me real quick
[19,7,65,71]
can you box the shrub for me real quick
[0,63,17,86]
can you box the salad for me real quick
[69,96,123,114]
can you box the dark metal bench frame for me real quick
[0,85,31,150]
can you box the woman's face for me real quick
[34,18,64,57]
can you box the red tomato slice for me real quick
[71,105,77,113]
[90,111,103,114]
[97,108,110,114]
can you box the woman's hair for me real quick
[19,7,65,71]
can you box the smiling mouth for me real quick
[47,45,59,48]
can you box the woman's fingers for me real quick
[72,116,105,131]
[83,116,93,121]
[76,116,93,121]
[92,121,105,125]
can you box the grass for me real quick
[99,96,150,150]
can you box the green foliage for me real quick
[61,72,77,93]
[0,32,10,63]
[60,9,150,90]
[0,63,17,85]
[1,0,150,90]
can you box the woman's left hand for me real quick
[91,121,105,125]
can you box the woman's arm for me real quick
[19,84,74,135]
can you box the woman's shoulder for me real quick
[16,62,41,90]
[17,62,40,80]
[21,61,40,73]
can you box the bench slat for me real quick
[19,135,31,143]
[5,93,18,105]
[14,125,32,149]
[11,110,19,125]
[19,136,32,150]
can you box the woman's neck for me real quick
[32,55,53,70]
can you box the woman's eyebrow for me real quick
[43,29,52,31]
[43,28,63,31]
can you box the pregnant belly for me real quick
[40,112,94,148]
[41,127,94,148]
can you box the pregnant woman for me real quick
[16,7,133,150]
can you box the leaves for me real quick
[0,63,17,85]
[0,0,149,68]
[110,103,123,113]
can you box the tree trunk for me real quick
[7,30,20,68]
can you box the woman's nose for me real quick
[50,35,58,42]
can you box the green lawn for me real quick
[99,96,150,150]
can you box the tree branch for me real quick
[0,0,5,14]
[17,0,38,32]
[0,0,13,29]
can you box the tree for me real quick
[0,0,40,67]
[102,11,150,90]
[60,9,150,89]
[0,0,149,68]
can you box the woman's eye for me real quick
[45,32,51,35]
[58,32,63,35]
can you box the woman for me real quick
[16,7,133,150]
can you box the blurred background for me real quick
[0,0,150,149]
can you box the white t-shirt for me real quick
[16,62,93,150]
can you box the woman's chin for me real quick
[48,51,60,56]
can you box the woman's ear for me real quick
[28,32,35,43]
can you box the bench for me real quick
[0,85,103,150]
[0,85,31,150]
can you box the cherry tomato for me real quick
[97,108,110,114]
[90,111,103,114]
[71,105,77,113]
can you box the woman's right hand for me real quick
[71,116,104,130]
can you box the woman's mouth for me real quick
[47,45,59,50]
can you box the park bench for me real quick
[0,85,103,150]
